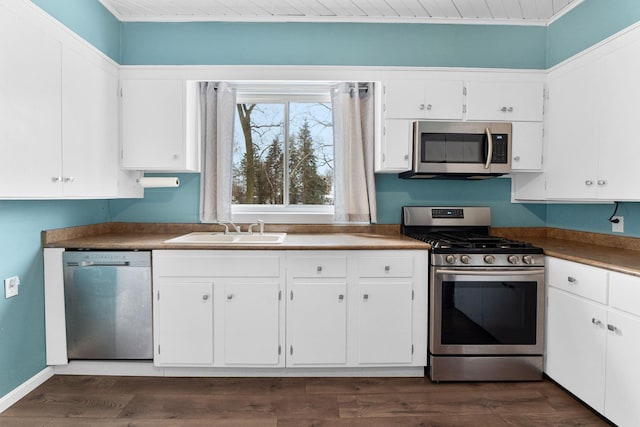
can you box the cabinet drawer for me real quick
[609,272,640,317]
[546,257,608,304]
[154,251,281,277]
[288,256,347,278]
[358,256,413,278]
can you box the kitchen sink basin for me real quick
[164,232,287,244]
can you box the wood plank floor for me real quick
[0,375,612,426]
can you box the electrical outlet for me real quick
[612,216,624,233]
[4,276,20,298]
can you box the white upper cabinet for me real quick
[0,1,140,199]
[466,81,544,122]
[61,46,120,197]
[121,79,199,172]
[385,80,464,120]
[511,122,543,171]
[0,2,62,198]
[377,119,412,172]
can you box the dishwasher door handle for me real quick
[76,261,131,267]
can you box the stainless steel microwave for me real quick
[399,121,512,179]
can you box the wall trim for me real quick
[0,367,54,414]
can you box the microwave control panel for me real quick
[491,135,508,163]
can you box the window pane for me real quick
[233,100,334,208]
[233,103,285,205]
[288,102,334,206]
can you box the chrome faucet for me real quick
[217,220,241,234]
[248,219,264,235]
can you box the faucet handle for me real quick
[248,219,265,235]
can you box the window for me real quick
[231,87,334,222]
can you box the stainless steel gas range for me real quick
[402,206,545,382]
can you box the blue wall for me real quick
[0,201,108,398]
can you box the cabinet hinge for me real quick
[120,149,124,160]
[290,345,293,355]
[157,290,160,301]
[278,290,282,301]
[120,87,123,98]
[278,345,281,355]
[290,290,293,300]
[463,86,467,96]
[411,290,414,300]
[463,105,467,114]
[411,344,414,355]
[158,345,161,355]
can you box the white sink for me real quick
[164,232,286,244]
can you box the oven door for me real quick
[430,267,545,356]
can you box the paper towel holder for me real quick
[136,177,180,188]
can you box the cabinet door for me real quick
[0,3,62,198]
[511,122,543,171]
[61,46,119,197]
[597,38,640,201]
[378,119,412,172]
[221,282,282,366]
[604,310,640,427]
[385,80,463,120]
[121,79,194,171]
[155,280,214,366]
[287,282,347,365]
[466,81,543,121]
[546,287,607,413]
[545,64,602,200]
[357,282,413,364]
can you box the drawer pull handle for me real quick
[607,324,618,332]
[567,276,576,284]
[592,318,602,326]
[384,265,390,272]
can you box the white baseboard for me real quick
[0,367,54,414]
[53,360,425,378]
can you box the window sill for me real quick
[231,211,336,224]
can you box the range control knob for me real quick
[507,255,520,265]
[445,255,457,264]
[460,255,471,264]
[484,255,496,264]
[523,255,535,265]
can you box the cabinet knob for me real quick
[419,104,425,110]
[592,318,602,326]
[202,294,210,301]
[363,294,369,301]
[317,266,323,273]
[585,180,594,186]
[426,104,432,111]
[226,294,233,300]
[51,176,62,183]
[403,154,409,160]
[513,156,520,162]
[338,294,344,301]
[172,154,180,160]
[63,176,75,183]
[597,180,606,186]
[567,276,576,284]
[501,106,514,113]
[607,324,618,332]
[384,265,390,272]
[508,107,514,112]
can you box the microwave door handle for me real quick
[484,127,493,169]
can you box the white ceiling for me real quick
[98,0,583,25]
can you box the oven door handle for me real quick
[435,268,544,276]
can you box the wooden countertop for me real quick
[42,223,429,251]
[42,223,640,276]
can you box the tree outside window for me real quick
[232,97,334,209]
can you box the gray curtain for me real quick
[331,82,377,223]
[199,82,237,223]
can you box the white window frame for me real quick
[231,83,336,224]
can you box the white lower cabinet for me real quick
[221,281,282,366]
[152,249,428,370]
[287,282,348,366]
[546,257,640,426]
[154,280,214,366]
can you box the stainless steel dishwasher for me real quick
[63,251,153,360]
